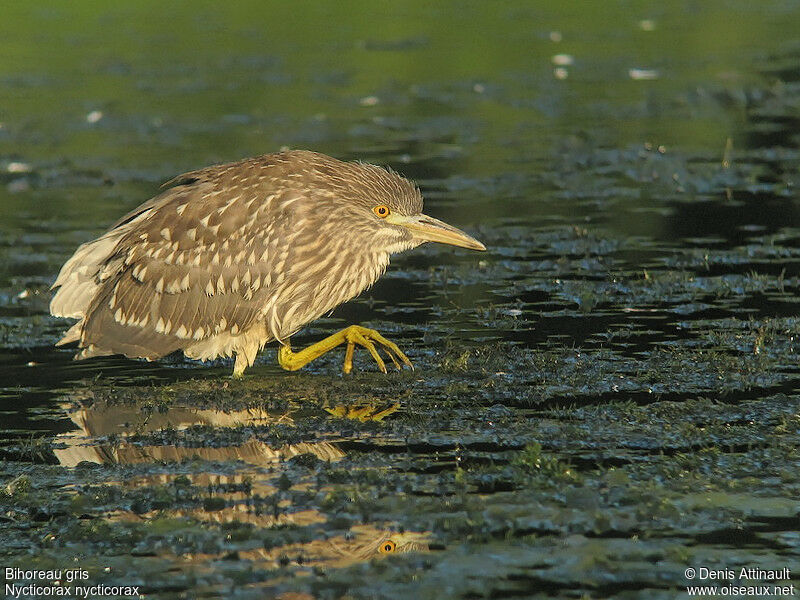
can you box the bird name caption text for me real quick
[4,567,140,598]
[684,566,794,597]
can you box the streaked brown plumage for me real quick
[51,150,485,376]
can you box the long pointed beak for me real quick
[387,213,486,251]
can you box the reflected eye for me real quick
[373,205,390,218]
[379,540,397,554]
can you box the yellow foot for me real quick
[325,403,400,422]
[278,325,413,374]
[340,326,413,374]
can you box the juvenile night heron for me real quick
[51,150,485,376]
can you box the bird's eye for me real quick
[373,205,390,218]
[379,540,397,554]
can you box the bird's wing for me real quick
[50,165,222,322]
[56,165,297,360]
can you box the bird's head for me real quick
[335,159,486,255]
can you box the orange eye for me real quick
[373,205,390,218]
[379,540,396,554]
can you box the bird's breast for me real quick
[265,249,391,340]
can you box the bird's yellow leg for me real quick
[278,325,413,374]
[232,354,247,379]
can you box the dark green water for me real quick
[2,2,800,598]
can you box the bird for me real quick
[50,150,486,377]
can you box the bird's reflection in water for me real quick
[324,402,400,421]
[54,401,344,467]
[323,525,430,563]
[52,398,431,568]
[234,525,432,569]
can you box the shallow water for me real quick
[2,2,800,598]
